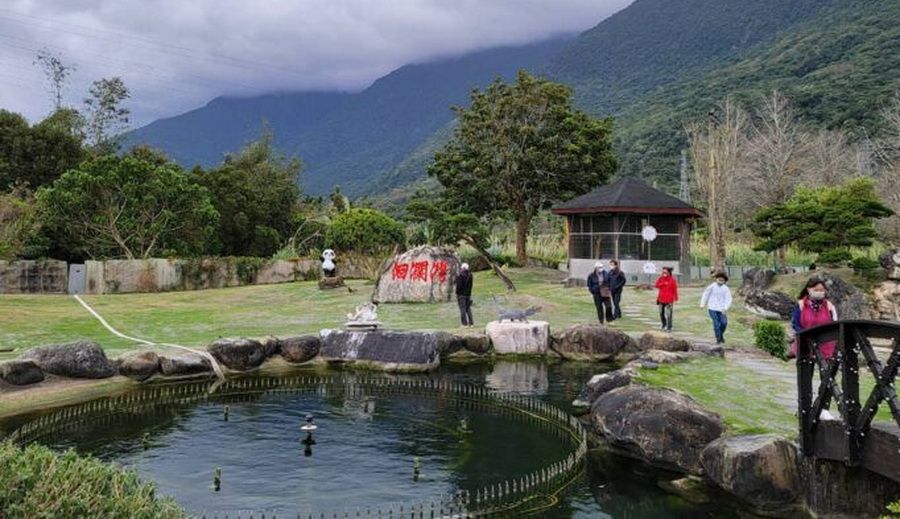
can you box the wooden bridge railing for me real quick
[797,320,900,482]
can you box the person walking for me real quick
[788,278,838,359]
[607,259,627,321]
[654,267,678,332]
[587,261,614,324]
[700,272,733,344]
[456,263,474,327]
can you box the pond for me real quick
[2,360,749,517]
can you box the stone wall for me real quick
[84,257,322,294]
[0,260,68,294]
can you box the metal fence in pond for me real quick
[8,375,588,517]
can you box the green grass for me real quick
[636,358,799,437]
[0,268,757,361]
[2,267,894,435]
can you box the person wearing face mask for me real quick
[607,259,627,321]
[789,278,838,359]
[586,261,614,324]
[700,272,733,344]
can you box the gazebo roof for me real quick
[551,177,701,216]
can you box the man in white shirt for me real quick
[700,272,733,344]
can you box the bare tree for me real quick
[83,77,130,151]
[741,91,805,210]
[34,48,75,111]
[687,99,748,273]
[872,92,900,244]
[800,129,860,187]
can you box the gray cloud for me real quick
[1,0,632,125]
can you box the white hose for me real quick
[72,295,226,380]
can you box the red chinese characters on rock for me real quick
[390,260,451,283]
[430,260,448,283]
[410,261,429,282]
[391,262,410,280]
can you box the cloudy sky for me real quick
[0,1,632,126]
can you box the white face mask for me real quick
[808,290,826,301]
[716,279,726,286]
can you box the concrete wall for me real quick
[84,258,322,294]
[0,260,68,294]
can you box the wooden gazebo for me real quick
[551,177,700,283]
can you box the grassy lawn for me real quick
[1,267,896,434]
[0,268,756,360]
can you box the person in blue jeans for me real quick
[700,272,733,344]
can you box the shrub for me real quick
[850,256,882,281]
[886,500,900,517]
[753,320,788,360]
[0,442,184,518]
[817,249,853,266]
[326,208,406,254]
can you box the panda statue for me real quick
[322,249,336,277]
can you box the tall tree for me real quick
[428,70,617,264]
[0,186,41,260]
[872,91,900,244]
[194,132,302,257]
[687,100,747,273]
[37,155,218,259]
[34,48,75,111]
[83,77,130,152]
[0,110,85,190]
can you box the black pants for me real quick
[659,303,673,331]
[592,293,614,324]
[612,290,623,319]
[457,296,473,326]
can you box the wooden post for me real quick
[797,329,815,455]
[841,323,863,465]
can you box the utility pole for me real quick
[679,149,691,203]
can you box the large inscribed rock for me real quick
[372,246,460,303]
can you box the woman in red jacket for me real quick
[655,266,678,332]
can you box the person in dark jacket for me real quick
[586,261,614,324]
[456,263,474,326]
[607,259,627,320]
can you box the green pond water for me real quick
[2,360,750,517]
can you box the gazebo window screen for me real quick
[569,214,681,261]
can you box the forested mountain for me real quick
[128,0,900,198]
[125,38,569,195]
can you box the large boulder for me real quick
[434,332,492,357]
[701,434,801,512]
[486,321,549,355]
[815,272,873,320]
[880,248,900,280]
[873,280,900,321]
[159,354,212,377]
[739,268,776,297]
[591,385,725,475]
[0,360,44,385]
[20,341,115,379]
[638,331,691,352]
[208,337,276,371]
[572,369,633,409]
[744,289,795,320]
[117,351,160,381]
[279,336,321,364]
[372,246,460,303]
[320,329,441,372]
[550,324,637,361]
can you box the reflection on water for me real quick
[485,360,549,394]
[3,359,751,518]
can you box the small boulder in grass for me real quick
[20,341,115,379]
[638,331,691,352]
[208,337,274,371]
[0,360,44,386]
[279,336,321,364]
[117,351,161,381]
